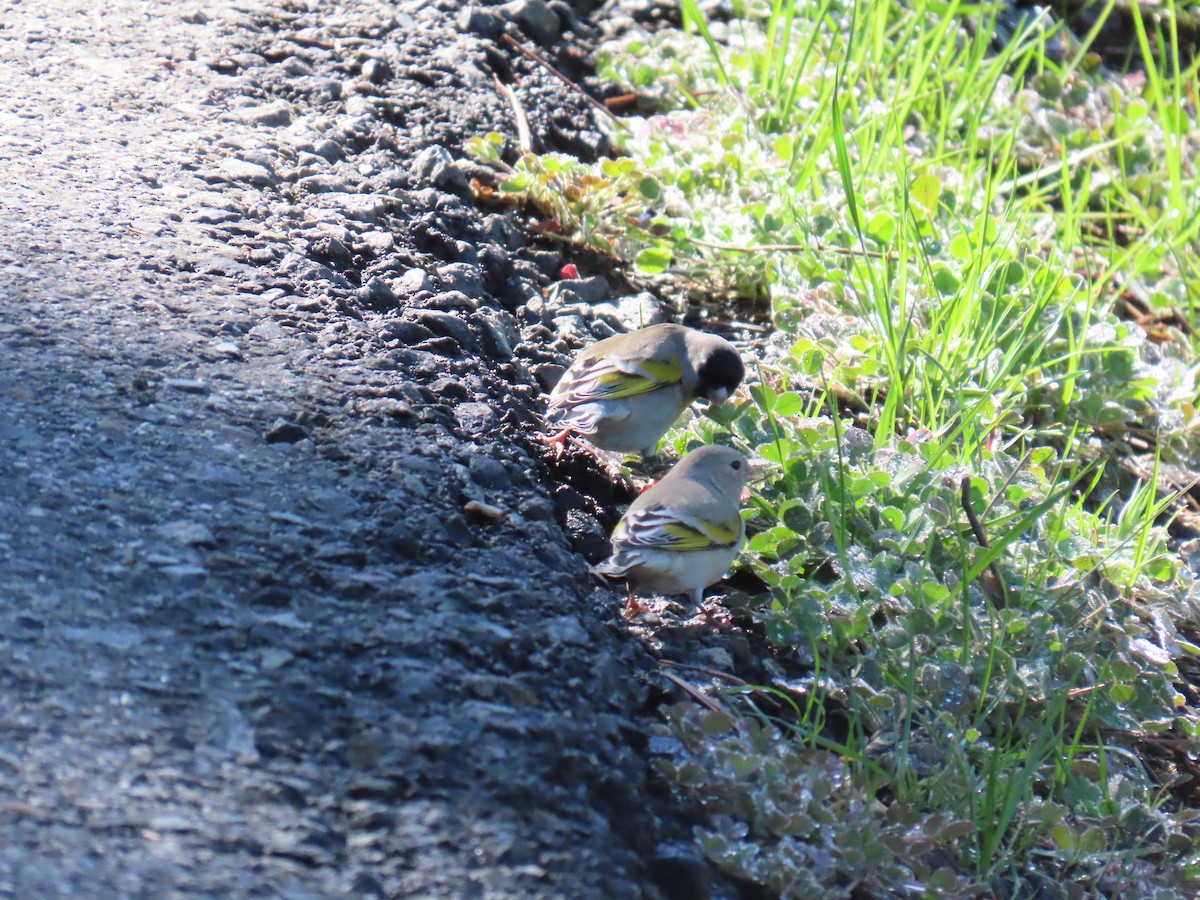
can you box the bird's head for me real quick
[696,342,745,405]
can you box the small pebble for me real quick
[265,419,308,444]
[464,499,505,522]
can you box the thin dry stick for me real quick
[660,670,745,733]
[961,476,1008,609]
[689,236,898,262]
[493,74,533,154]
[278,32,338,50]
[502,34,624,126]
[660,658,751,686]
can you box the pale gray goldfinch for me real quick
[545,323,745,457]
[591,444,751,618]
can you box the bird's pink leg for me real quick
[544,428,572,459]
[621,588,646,619]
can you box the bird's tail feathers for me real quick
[589,549,642,579]
[546,402,605,434]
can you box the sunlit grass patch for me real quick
[474,0,1200,442]
[473,0,1200,890]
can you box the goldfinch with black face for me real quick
[545,323,745,457]
[590,444,751,618]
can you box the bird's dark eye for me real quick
[731,460,742,470]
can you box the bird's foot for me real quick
[543,429,573,459]
[698,602,732,626]
[621,592,648,620]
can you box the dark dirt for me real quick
[0,0,768,897]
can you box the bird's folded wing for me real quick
[554,355,682,405]
[617,504,740,550]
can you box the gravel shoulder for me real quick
[0,1,742,896]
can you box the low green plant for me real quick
[677,394,1200,891]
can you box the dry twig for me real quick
[502,35,624,126]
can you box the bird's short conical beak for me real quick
[740,458,771,500]
[747,457,772,483]
[708,387,731,405]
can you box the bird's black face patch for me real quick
[697,346,745,400]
